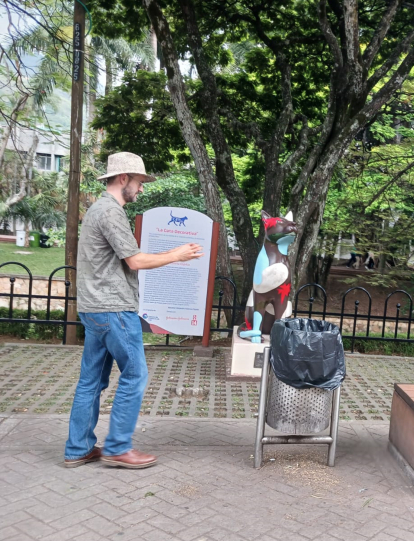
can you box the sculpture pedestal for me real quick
[230,326,270,378]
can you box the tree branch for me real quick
[4,132,39,209]
[142,0,235,301]
[365,160,414,208]
[363,43,414,121]
[319,0,343,69]
[363,0,401,72]
[218,107,264,144]
[290,71,338,202]
[343,0,363,99]
[367,28,414,92]
[282,118,322,176]
[0,93,29,169]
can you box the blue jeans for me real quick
[65,311,148,459]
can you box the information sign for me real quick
[137,207,213,336]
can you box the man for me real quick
[64,152,203,469]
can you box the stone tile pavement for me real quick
[0,415,414,541]
[1,343,414,540]
[1,344,414,420]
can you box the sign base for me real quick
[230,326,270,377]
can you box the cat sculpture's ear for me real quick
[284,210,293,222]
[261,210,271,221]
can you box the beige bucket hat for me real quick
[97,152,156,182]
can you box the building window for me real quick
[36,153,52,170]
[55,155,66,172]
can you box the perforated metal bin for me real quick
[266,371,332,434]
[254,348,342,468]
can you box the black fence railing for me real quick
[0,262,78,344]
[1,263,413,351]
[210,278,414,353]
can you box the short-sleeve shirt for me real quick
[76,192,140,313]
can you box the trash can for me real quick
[266,374,333,433]
[267,318,346,434]
[39,234,51,248]
[16,230,25,247]
[28,231,40,248]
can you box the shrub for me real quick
[343,333,414,357]
[0,307,85,340]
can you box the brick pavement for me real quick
[1,414,414,541]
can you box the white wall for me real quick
[5,126,69,172]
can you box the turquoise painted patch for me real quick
[240,329,262,338]
[277,235,295,255]
[253,246,269,285]
[253,311,262,330]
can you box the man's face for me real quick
[122,174,144,203]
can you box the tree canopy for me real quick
[90,0,414,302]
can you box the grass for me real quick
[0,242,65,277]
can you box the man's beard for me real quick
[121,182,137,203]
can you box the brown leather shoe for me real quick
[65,447,101,468]
[101,449,157,469]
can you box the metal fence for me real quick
[1,263,414,351]
[0,262,78,345]
[212,279,414,352]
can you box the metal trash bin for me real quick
[254,318,346,469]
[16,230,25,247]
[29,230,40,248]
[266,373,332,434]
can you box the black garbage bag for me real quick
[270,318,346,391]
[39,234,51,248]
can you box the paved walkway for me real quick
[1,344,414,541]
[1,415,414,541]
[1,344,414,420]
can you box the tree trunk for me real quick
[289,125,358,288]
[263,148,285,219]
[88,92,96,125]
[179,0,257,304]
[149,27,157,72]
[143,0,234,325]
[24,220,30,248]
[105,57,113,96]
[378,252,387,274]
[306,254,319,285]
[306,235,336,298]
[258,147,287,243]
[378,220,389,274]
[319,253,334,291]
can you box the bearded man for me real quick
[64,152,203,469]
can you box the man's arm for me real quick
[124,243,203,270]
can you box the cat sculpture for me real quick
[238,210,297,343]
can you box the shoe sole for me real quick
[101,458,157,469]
[64,456,101,468]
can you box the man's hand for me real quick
[170,243,203,262]
[125,243,204,270]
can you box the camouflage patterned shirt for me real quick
[76,192,140,313]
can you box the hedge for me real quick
[0,307,85,340]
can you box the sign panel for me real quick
[138,207,213,336]
[72,23,82,81]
